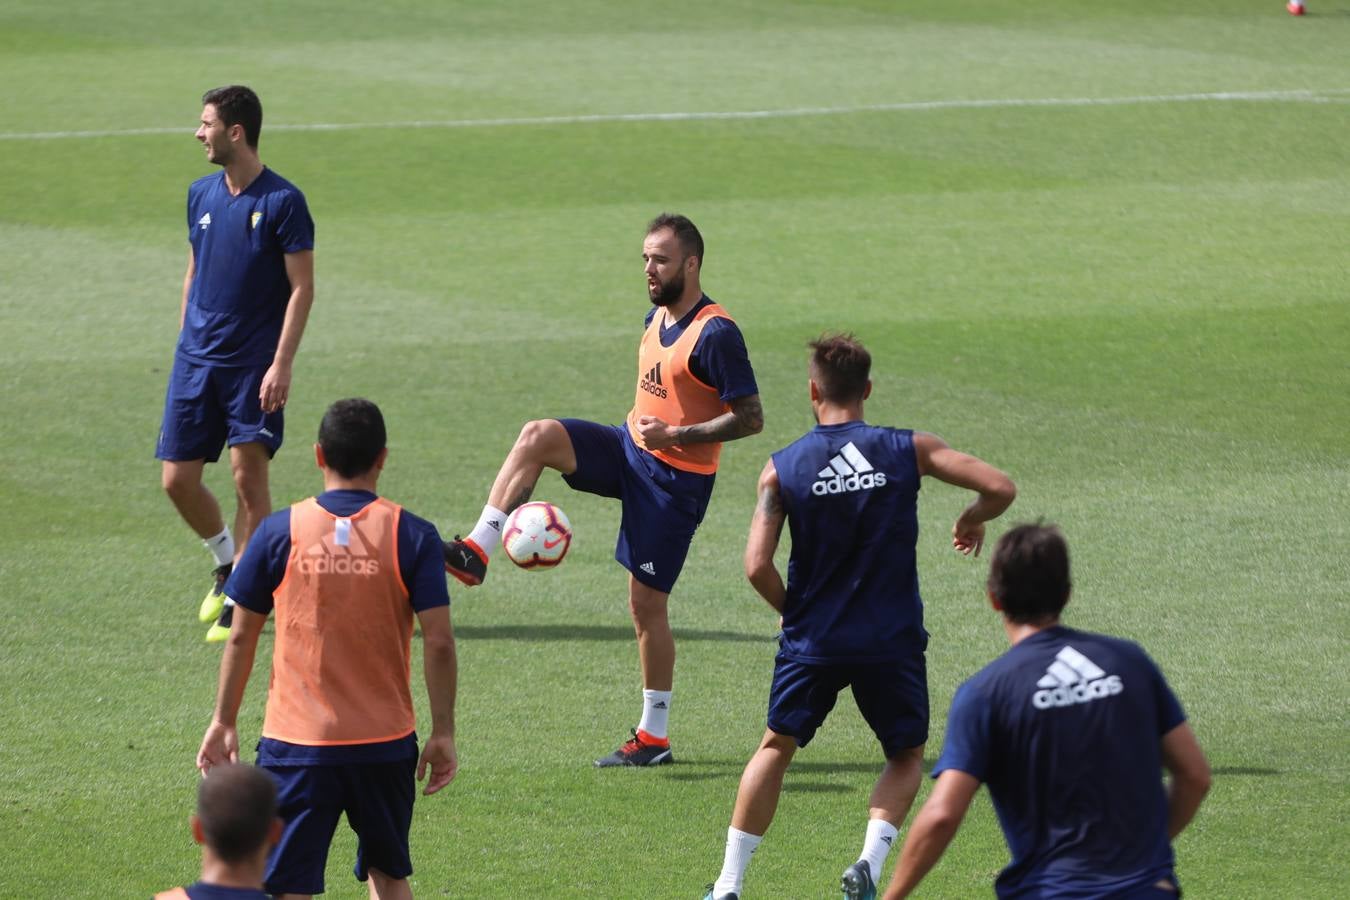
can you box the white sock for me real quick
[713,827,762,896]
[637,689,672,740]
[858,818,899,883]
[467,504,507,558]
[203,527,234,567]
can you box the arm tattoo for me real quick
[677,394,764,445]
[508,484,534,512]
[757,482,784,518]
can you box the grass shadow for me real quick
[658,758,939,784]
[455,624,769,643]
[1212,766,1280,776]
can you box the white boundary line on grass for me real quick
[3,88,1348,141]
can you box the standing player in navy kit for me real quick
[444,214,763,767]
[883,524,1211,899]
[703,334,1016,900]
[157,85,315,642]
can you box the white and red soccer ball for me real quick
[502,502,573,569]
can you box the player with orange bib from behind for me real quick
[444,213,764,767]
[197,398,457,899]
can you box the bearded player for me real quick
[444,213,763,767]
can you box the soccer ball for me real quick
[501,502,573,569]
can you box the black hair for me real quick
[809,332,872,404]
[201,85,263,148]
[646,213,704,268]
[197,764,277,863]
[317,398,387,479]
[987,522,1073,623]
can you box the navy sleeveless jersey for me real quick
[934,626,1187,898]
[771,421,924,663]
[179,167,314,366]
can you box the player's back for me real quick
[771,421,922,663]
[965,626,1183,897]
[264,495,416,746]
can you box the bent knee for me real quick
[162,465,199,498]
[515,418,566,452]
[628,591,670,623]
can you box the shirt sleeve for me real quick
[223,510,291,616]
[273,189,315,254]
[398,510,451,612]
[930,680,993,782]
[1143,649,1187,735]
[185,186,196,242]
[690,317,759,401]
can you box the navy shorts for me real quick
[558,419,715,593]
[156,356,283,463]
[263,758,416,895]
[767,649,929,758]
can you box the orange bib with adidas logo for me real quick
[626,303,733,475]
[263,497,416,746]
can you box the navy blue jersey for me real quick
[224,489,445,766]
[644,295,758,401]
[772,422,924,663]
[159,883,271,900]
[934,626,1187,898]
[180,168,314,366]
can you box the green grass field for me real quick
[2,1,1347,896]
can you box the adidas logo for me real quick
[640,561,656,576]
[811,442,888,496]
[487,518,502,532]
[197,212,211,229]
[881,835,894,846]
[1032,646,1123,709]
[639,361,668,399]
[652,701,668,710]
[297,516,382,575]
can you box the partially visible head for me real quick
[317,398,387,479]
[643,213,704,307]
[987,522,1072,624]
[808,332,872,406]
[192,764,279,864]
[201,85,262,148]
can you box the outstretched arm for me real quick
[744,458,787,612]
[637,393,764,450]
[882,770,981,898]
[417,604,459,795]
[179,247,196,330]
[259,249,315,413]
[914,432,1016,557]
[1160,722,1210,839]
[197,605,267,774]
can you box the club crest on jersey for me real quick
[812,441,887,495]
[1032,646,1123,709]
[639,361,668,399]
[250,211,263,230]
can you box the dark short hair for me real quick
[197,764,277,863]
[808,332,871,404]
[318,398,387,479]
[987,523,1072,623]
[647,213,704,268]
[202,85,262,148]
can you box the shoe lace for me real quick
[618,729,646,755]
